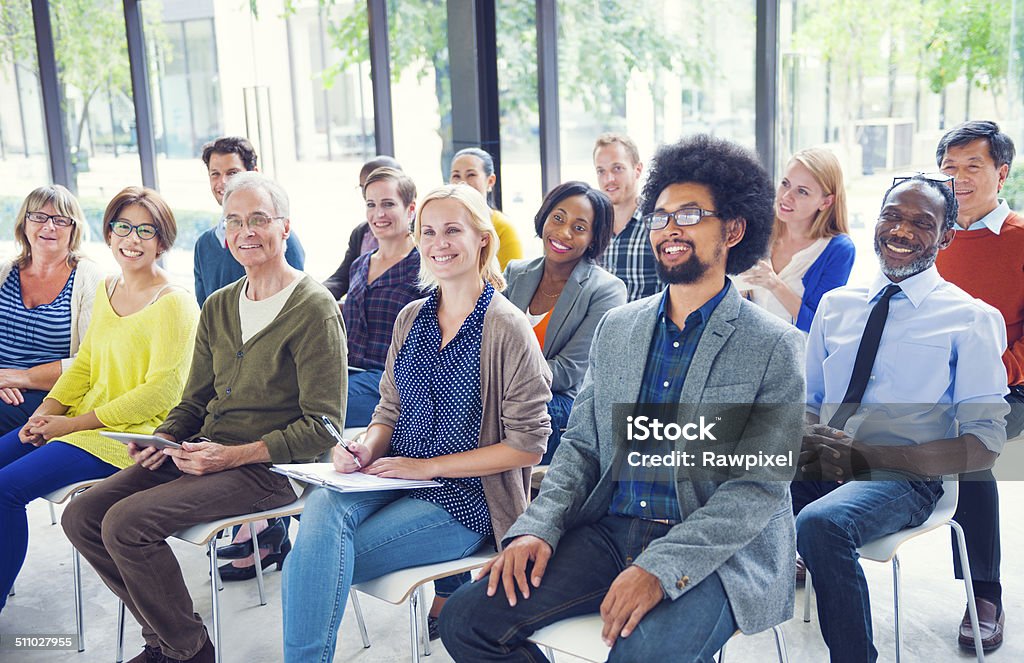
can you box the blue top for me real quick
[0,265,75,369]
[806,266,1009,452]
[609,280,731,522]
[192,223,306,306]
[390,283,495,535]
[342,249,422,370]
[796,233,855,332]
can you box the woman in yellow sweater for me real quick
[0,186,198,612]
[450,147,523,269]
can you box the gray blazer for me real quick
[505,284,806,634]
[503,257,627,397]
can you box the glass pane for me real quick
[779,0,1024,288]
[496,0,542,255]
[557,0,757,184]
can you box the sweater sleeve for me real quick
[495,313,552,455]
[323,223,367,300]
[796,235,855,332]
[194,238,209,307]
[93,294,200,428]
[284,233,307,271]
[493,211,523,270]
[260,307,347,463]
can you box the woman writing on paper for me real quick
[0,187,198,611]
[282,184,552,661]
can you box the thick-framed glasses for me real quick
[109,220,159,241]
[891,172,956,196]
[26,211,75,228]
[642,207,719,231]
[223,212,284,231]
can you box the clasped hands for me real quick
[475,535,665,647]
[129,434,238,475]
[331,442,438,480]
[741,259,783,291]
[18,415,76,446]
[800,424,871,481]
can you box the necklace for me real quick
[539,282,565,298]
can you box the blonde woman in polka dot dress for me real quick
[282,184,553,660]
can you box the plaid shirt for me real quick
[600,207,662,301]
[342,248,423,370]
[609,281,731,522]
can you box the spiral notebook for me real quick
[271,462,441,493]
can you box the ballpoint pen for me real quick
[321,415,362,469]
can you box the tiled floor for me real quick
[2,480,1021,662]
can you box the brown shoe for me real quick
[164,632,214,663]
[795,557,806,585]
[125,645,163,663]
[958,598,1004,652]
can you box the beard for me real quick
[655,232,726,284]
[873,236,939,280]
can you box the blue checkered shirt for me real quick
[608,281,731,521]
[600,208,662,302]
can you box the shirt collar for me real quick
[964,199,1010,233]
[868,265,941,309]
[657,279,732,328]
[214,218,227,245]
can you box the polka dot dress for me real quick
[390,283,494,536]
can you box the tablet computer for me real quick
[100,432,182,450]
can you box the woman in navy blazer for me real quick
[740,147,855,331]
[504,182,627,464]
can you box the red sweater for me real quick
[935,209,1024,385]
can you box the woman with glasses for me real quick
[738,147,854,332]
[0,186,199,611]
[0,186,106,434]
[282,184,552,660]
[504,181,626,464]
[449,147,523,269]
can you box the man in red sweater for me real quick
[935,120,1023,652]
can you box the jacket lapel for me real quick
[617,295,661,406]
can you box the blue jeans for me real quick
[281,487,487,662]
[0,429,118,611]
[345,369,384,428]
[794,480,943,663]
[0,388,48,436]
[440,514,738,662]
[540,392,573,466]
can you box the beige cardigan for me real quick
[373,291,552,546]
[0,257,107,372]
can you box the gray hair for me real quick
[222,171,290,218]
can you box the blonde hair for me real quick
[593,132,641,166]
[414,184,505,291]
[775,147,849,241]
[13,185,86,268]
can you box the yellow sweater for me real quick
[491,209,523,270]
[46,283,199,468]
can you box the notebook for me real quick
[270,462,441,493]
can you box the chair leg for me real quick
[892,555,902,663]
[115,599,126,663]
[408,589,421,663]
[772,624,788,663]
[419,586,432,656]
[208,540,223,663]
[802,572,813,623]
[349,591,371,648]
[48,501,57,525]
[950,520,985,663]
[249,521,267,606]
[73,546,85,651]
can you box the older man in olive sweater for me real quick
[63,173,346,663]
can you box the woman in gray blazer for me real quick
[504,181,627,464]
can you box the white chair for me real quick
[527,613,788,662]
[348,554,495,663]
[37,478,108,653]
[112,496,306,663]
[802,478,985,662]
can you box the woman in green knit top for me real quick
[0,186,198,612]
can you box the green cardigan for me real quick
[156,275,347,463]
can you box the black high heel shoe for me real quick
[217,539,291,582]
[213,518,288,560]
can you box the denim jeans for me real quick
[0,388,47,436]
[793,479,943,663]
[0,431,117,611]
[344,369,384,429]
[281,487,487,663]
[440,514,738,663]
[540,392,574,466]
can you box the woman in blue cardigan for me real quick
[740,147,854,331]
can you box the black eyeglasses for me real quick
[109,220,159,241]
[892,172,956,196]
[642,207,719,231]
[26,211,75,228]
